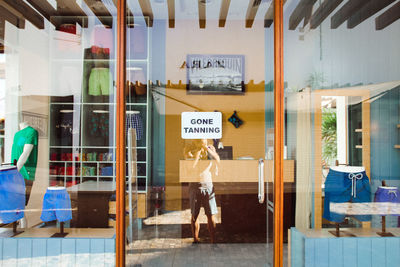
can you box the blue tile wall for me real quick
[370,85,400,228]
[0,238,115,267]
[291,228,400,267]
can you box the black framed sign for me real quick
[186,54,245,94]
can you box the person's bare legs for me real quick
[206,214,216,243]
[191,215,200,243]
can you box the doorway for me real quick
[122,1,280,266]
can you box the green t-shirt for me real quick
[11,126,38,181]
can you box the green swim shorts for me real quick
[88,68,111,96]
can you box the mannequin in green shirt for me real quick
[11,122,38,206]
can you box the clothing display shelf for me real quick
[48,16,151,194]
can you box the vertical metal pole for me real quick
[273,0,284,266]
[116,0,126,266]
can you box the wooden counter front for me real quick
[179,160,294,183]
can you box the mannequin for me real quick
[11,122,38,228]
[16,122,34,172]
[11,122,38,206]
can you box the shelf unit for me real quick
[48,17,151,194]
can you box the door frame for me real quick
[273,0,284,266]
[115,0,285,266]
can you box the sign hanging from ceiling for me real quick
[181,112,222,139]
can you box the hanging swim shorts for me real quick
[0,166,25,224]
[41,187,72,222]
[88,68,112,96]
[374,186,400,215]
[323,168,371,223]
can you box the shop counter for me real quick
[179,160,296,241]
[68,181,116,228]
[179,159,295,183]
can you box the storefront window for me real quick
[3,0,398,265]
[0,2,117,263]
[286,0,400,266]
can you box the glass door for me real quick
[123,1,279,266]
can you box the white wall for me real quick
[166,19,265,84]
[282,1,400,89]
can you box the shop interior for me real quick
[0,0,399,265]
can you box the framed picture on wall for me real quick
[21,111,48,138]
[186,54,245,95]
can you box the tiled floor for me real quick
[128,241,274,267]
[126,210,287,267]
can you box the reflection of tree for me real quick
[322,108,337,165]
[307,71,325,90]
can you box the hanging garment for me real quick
[374,186,400,215]
[11,126,38,181]
[40,187,72,222]
[323,167,371,223]
[126,113,143,140]
[0,166,25,224]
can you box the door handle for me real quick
[258,158,265,204]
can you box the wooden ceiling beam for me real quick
[0,19,4,54]
[289,0,317,30]
[347,0,395,29]
[167,0,175,28]
[310,0,343,29]
[0,18,4,38]
[0,5,25,29]
[303,4,313,27]
[264,0,287,28]
[0,0,44,29]
[26,0,58,26]
[245,0,261,28]
[198,0,206,29]
[56,0,88,28]
[111,0,133,27]
[138,0,154,27]
[84,0,113,28]
[219,0,230,27]
[264,0,274,28]
[331,0,367,29]
[375,1,400,30]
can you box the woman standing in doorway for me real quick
[184,139,220,243]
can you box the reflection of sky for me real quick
[0,54,4,119]
[0,80,4,120]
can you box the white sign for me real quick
[181,112,222,139]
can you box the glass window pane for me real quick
[286,0,400,265]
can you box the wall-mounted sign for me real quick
[21,111,48,138]
[186,54,245,95]
[181,112,222,139]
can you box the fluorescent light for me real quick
[127,67,143,71]
[93,110,109,114]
